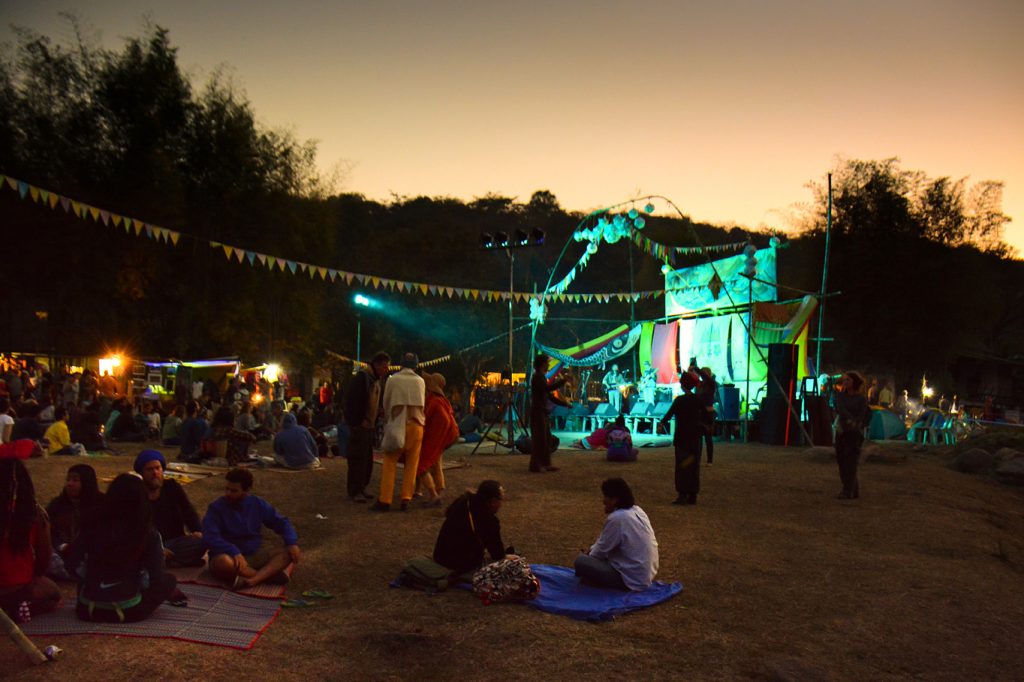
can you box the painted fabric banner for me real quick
[650,323,679,385]
[664,246,777,317]
[690,315,733,382]
[537,325,642,369]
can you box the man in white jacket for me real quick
[371,353,426,512]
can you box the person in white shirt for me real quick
[575,478,659,591]
[371,353,425,513]
[0,397,14,443]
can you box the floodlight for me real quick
[354,294,371,307]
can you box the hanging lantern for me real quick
[644,203,655,214]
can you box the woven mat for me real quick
[169,563,293,600]
[372,456,469,470]
[20,584,281,650]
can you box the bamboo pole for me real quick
[0,606,48,665]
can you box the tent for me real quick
[868,407,907,440]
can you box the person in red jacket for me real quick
[417,373,460,505]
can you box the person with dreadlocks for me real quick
[0,447,62,621]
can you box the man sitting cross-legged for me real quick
[203,468,301,589]
[135,450,205,567]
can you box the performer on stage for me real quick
[639,361,658,405]
[602,364,625,415]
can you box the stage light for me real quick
[354,294,371,307]
[481,233,494,249]
[495,231,509,248]
[531,228,545,245]
[514,229,529,246]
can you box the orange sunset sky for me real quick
[4,0,1022,253]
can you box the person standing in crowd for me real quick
[65,474,182,622]
[372,353,425,512]
[417,372,460,505]
[834,371,872,500]
[0,397,13,443]
[639,361,658,405]
[134,450,205,566]
[345,352,390,503]
[574,477,659,591]
[433,480,511,580]
[529,354,568,473]
[0,450,62,620]
[697,367,718,465]
[204,468,300,589]
[660,371,705,505]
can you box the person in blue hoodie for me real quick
[203,468,300,589]
[272,412,320,469]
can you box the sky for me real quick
[3,0,1023,252]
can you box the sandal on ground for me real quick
[301,590,334,599]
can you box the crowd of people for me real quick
[0,350,899,631]
[0,447,301,624]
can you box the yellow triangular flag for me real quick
[48,193,59,209]
[222,245,233,259]
[169,231,180,246]
[29,186,40,202]
[88,206,100,221]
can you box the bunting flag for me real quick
[0,174,694,306]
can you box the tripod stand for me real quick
[469,382,526,458]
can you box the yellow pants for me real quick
[379,421,424,505]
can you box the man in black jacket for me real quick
[134,450,205,566]
[433,480,511,579]
[344,351,390,502]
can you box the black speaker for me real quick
[805,394,834,446]
[758,395,803,445]
[717,386,740,420]
[767,344,798,402]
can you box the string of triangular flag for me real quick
[0,174,734,305]
[326,322,535,370]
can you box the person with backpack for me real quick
[65,474,183,622]
[605,416,639,462]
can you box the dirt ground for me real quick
[4,437,1024,681]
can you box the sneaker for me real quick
[369,501,390,512]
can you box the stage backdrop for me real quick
[664,245,778,318]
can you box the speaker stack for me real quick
[758,343,802,445]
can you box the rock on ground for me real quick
[994,457,1024,486]
[951,448,999,474]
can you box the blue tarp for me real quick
[525,564,683,622]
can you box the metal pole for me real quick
[745,276,753,441]
[815,173,833,377]
[355,316,361,371]
[507,249,515,448]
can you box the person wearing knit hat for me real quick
[134,450,205,566]
[659,371,705,505]
[133,449,166,474]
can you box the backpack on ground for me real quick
[395,556,451,593]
